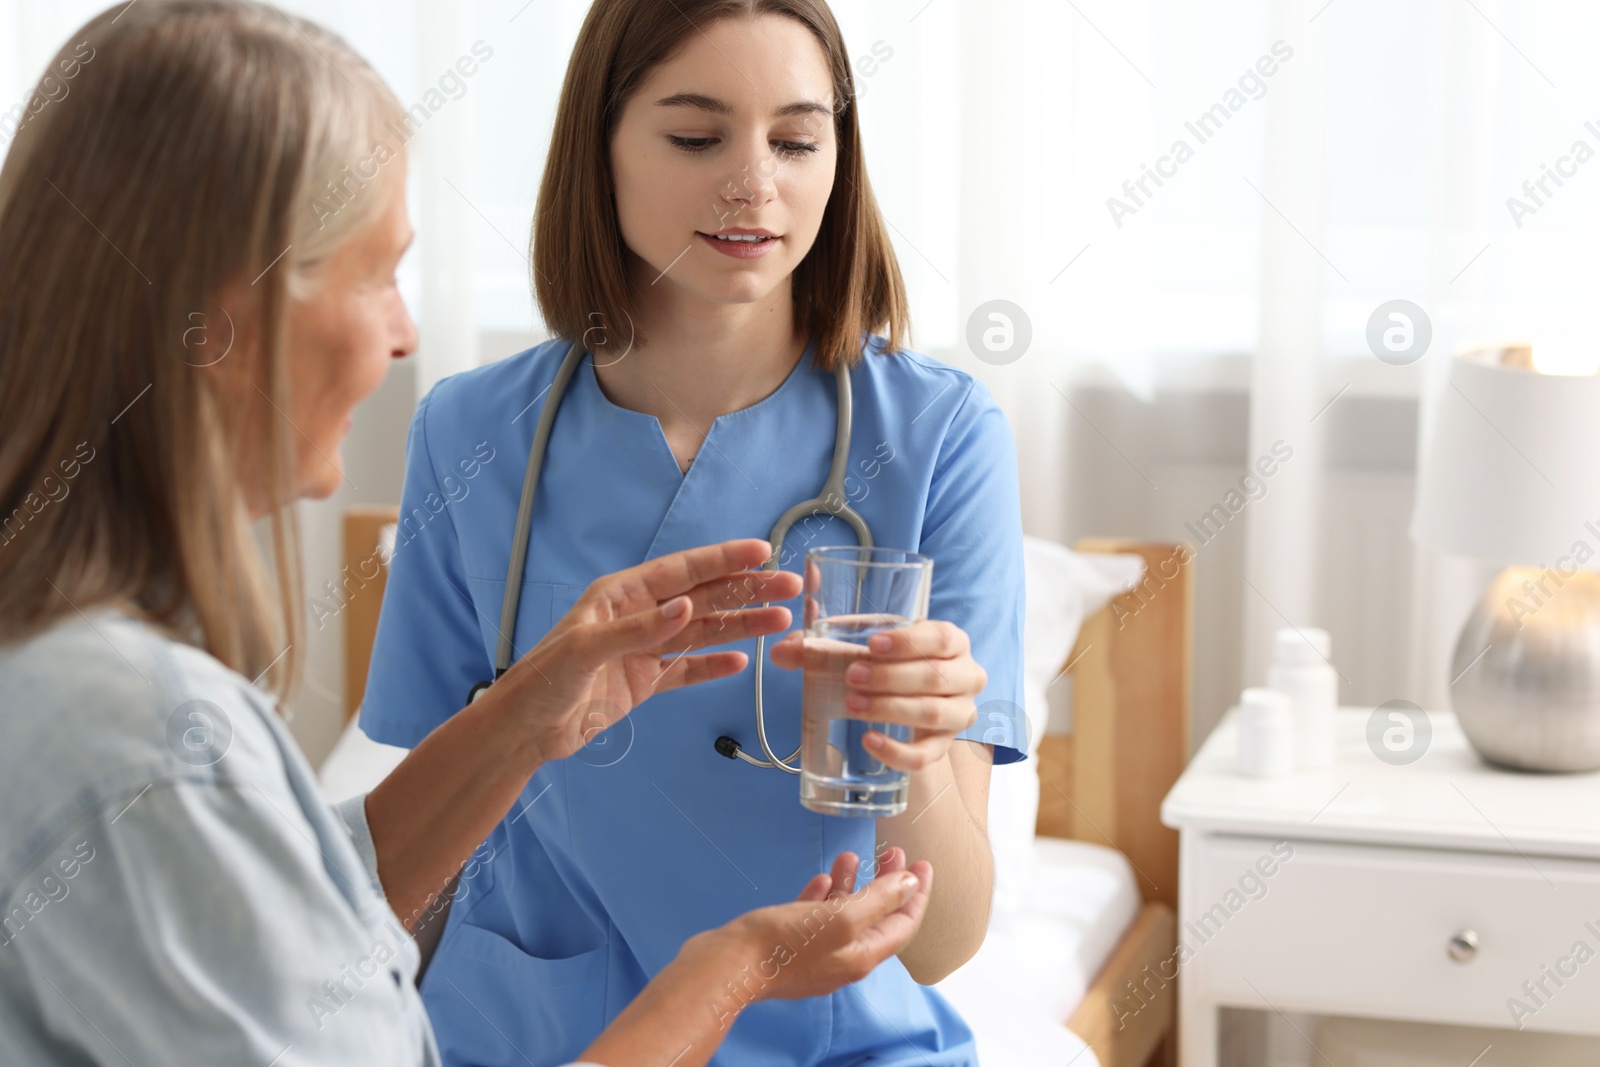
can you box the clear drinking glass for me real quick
[800,546,934,817]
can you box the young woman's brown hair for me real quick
[532,0,910,372]
[0,0,401,698]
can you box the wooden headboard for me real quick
[1036,539,1191,907]
[1041,539,1192,1067]
[342,506,399,723]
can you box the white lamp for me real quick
[1410,340,1600,772]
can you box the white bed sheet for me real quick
[934,837,1140,1067]
[318,715,408,804]
[318,723,1132,1067]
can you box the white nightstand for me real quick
[1161,707,1600,1067]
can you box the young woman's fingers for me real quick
[862,620,968,661]
[844,657,983,698]
[845,694,975,733]
[657,606,793,655]
[858,730,947,773]
[649,650,748,694]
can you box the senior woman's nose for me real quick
[393,307,419,360]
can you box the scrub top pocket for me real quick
[463,578,585,667]
[423,918,609,1067]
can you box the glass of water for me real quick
[800,546,933,817]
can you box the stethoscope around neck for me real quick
[467,340,872,773]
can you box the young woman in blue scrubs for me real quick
[361,1,1027,1064]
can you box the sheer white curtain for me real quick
[7,0,1599,744]
[929,0,1600,725]
[857,0,1600,725]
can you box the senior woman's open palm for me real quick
[489,537,800,763]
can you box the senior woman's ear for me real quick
[187,275,278,514]
[186,277,255,392]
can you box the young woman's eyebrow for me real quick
[654,92,831,120]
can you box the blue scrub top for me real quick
[361,334,1027,1067]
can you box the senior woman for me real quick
[0,3,933,1065]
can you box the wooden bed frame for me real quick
[1039,539,1191,1067]
[340,513,1192,1067]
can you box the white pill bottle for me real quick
[1235,687,1295,778]
[1267,626,1338,770]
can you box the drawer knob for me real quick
[1448,929,1479,962]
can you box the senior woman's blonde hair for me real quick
[0,0,404,698]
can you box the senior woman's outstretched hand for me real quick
[364,538,800,938]
[579,848,934,1067]
[727,845,935,1001]
[488,537,801,763]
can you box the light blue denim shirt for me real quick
[0,608,441,1065]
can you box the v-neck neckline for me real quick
[577,335,818,479]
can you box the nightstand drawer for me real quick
[1186,835,1600,1032]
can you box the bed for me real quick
[324,509,1191,1067]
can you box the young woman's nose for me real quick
[719,135,779,207]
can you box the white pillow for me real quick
[988,538,1144,917]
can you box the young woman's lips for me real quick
[698,232,781,259]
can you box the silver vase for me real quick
[1449,566,1600,773]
